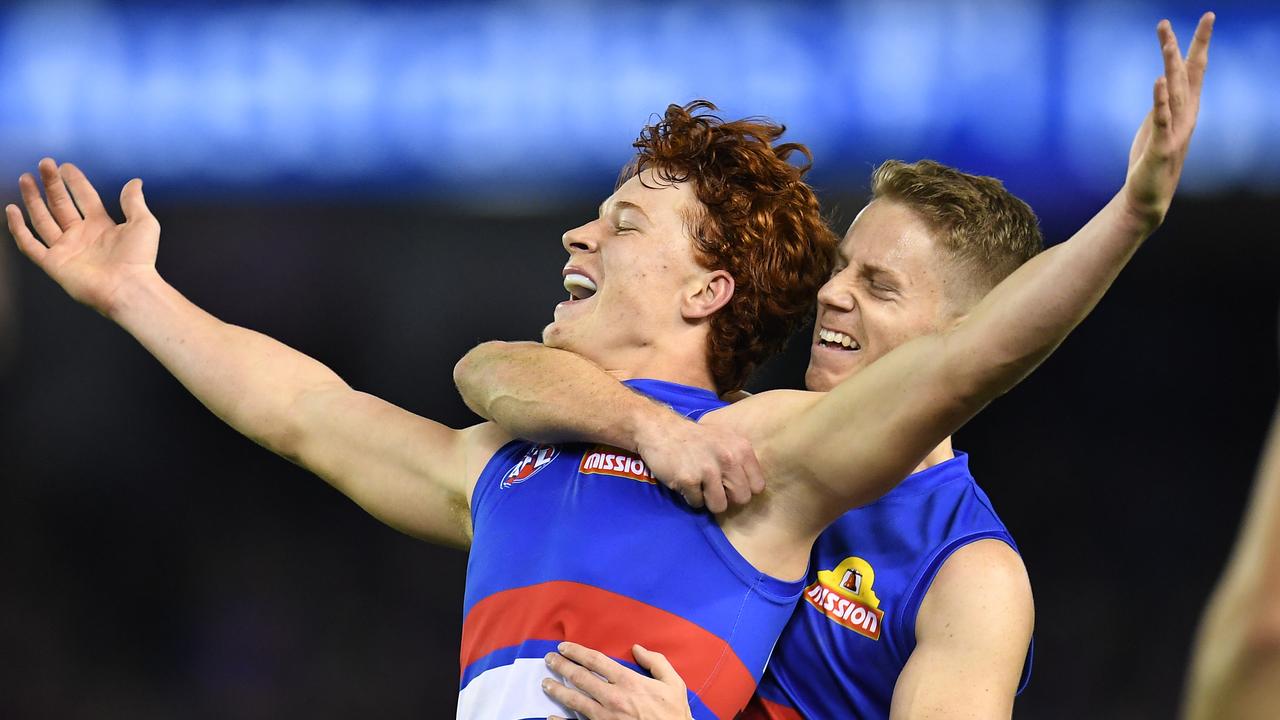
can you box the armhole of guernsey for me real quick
[697,521,807,606]
[897,530,1016,646]
[469,439,529,525]
[897,530,1032,694]
[688,401,803,604]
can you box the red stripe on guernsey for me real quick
[738,693,805,720]
[461,580,756,719]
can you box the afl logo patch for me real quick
[501,444,559,489]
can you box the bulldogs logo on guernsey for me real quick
[500,444,558,489]
[803,557,884,641]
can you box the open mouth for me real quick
[562,272,598,303]
[817,327,861,351]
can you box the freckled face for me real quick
[805,199,956,392]
[543,170,709,367]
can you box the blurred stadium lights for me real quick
[0,0,1274,209]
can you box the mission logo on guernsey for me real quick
[803,556,884,640]
[578,444,658,483]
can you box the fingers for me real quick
[542,676,604,718]
[120,179,154,226]
[722,462,752,507]
[18,172,61,243]
[59,163,106,219]
[1153,76,1173,134]
[701,472,728,513]
[679,483,706,510]
[1156,20,1189,118]
[632,644,685,688]
[1186,12,1215,93]
[38,157,82,229]
[6,204,49,267]
[719,437,753,506]
[743,445,765,495]
[556,642,628,684]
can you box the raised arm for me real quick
[1183,348,1280,719]
[746,14,1215,534]
[6,160,499,547]
[454,341,763,512]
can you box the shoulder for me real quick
[459,422,517,493]
[701,389,822,437]
[891,539,1032,717]
[916,538,1033,648]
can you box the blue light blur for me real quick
[0,1,1273,210]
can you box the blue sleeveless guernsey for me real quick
[743,452,1032,719]
[458,379,805,719]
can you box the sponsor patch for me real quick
[501,444,559,489]
[803,556,885,640]
[578,445,656,484]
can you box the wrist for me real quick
[629,398,683,454]
[1118,183,1168,238]
[105,267,168,325]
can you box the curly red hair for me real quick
[620,100,837,392]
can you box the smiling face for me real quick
[542,170,729,382]
[805,199,958,391]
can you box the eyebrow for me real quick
[599,199,652,223]
[860,262,905,285]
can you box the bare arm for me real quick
[888,540,1034,719]
[749,15,1215,535]
[1183,392,1280,719]
[7,160,496,547]
[454,341,763,512]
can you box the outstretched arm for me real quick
[7,160,499,547]
[454,342,763,513]
[744,14,1215,535]
[1183,354,1280,719]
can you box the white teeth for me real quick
[563,273,598,300]
[818,328,861,350]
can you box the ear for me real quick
[682,270,735,320]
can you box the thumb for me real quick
[120,179,154,224]
[633,644,681,685]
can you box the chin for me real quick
[804,364,836,392]
[541,322,562,347]
[542,318,579,350]
[805,355,868,392]
[542,323,599,364]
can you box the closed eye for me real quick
[867,280,897,298]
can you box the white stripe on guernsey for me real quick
[456,657,590,720]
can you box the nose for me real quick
[816,271,855,313]
[561,221,598,254]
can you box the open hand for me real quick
[6,158,160,316]
[544,642,693,720]
[1124,13,1214,231]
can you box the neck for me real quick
[594,333,718,391]
[914,436,955,474]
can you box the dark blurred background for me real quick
[1,1,1277,718]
